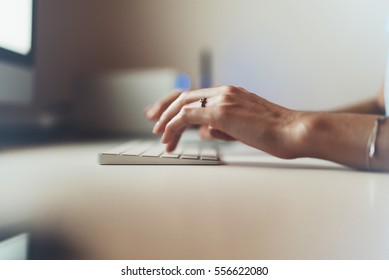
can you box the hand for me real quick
[146,90,233,141]
[146,86,304,159]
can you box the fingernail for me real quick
[153,122,160,134]
[147,108,156,119]
[161,133,169,144]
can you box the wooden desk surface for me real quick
[1,141,389,259]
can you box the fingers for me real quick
[147,85,243,151]
[209,128,236,141]
[199,125,236,141]
[153,87,222,134]
[199,125,214,140]
[146,90,182,121]
[161,107,211,149]
[144,105,153,118]
[161,109,235,152]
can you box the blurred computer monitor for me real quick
[0,0,36,126]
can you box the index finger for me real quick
[146,90,182,121]
[161,106,212,151]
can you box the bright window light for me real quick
[0,0,33,55]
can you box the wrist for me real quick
[282,111,314,159]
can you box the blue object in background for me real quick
[175,74,191,91]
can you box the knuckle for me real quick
[219,86,240,103]
[219,93,230,103]
[177,92,189,106]
[181,90,190,96]
[220,92,235,103]
[181,106,192,115]
[165,123,178,134]
[180,107,192,123]
[221,85,238,94]
[180,90,190,99]
[176,94,184,103]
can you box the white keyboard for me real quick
[98,140,221,165]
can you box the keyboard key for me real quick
[201,147,219,161]
[122,141,154,156]
[181,145,200,159]
[160,146,183,159]
[160,153,180,159]
[181,154,199,160]
[201,155,218,161]
[102,141,139,155]
[141,144,166,157]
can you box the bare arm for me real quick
[295,112,389,171]
[334,87,385,115]
[147,86,389,171]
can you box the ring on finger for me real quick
[200,98,207,108]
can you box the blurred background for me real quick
[35,0,389,112]
[1,0,389,140]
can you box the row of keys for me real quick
[102,140,219,161]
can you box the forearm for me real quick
[333,87,386,115]
[294,112,389,171]
[333,97,385,115]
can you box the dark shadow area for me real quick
[0,225,79,260]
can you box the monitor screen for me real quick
[0,0,35,106]
[0,0,33,55]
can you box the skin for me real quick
[146,86,389,171]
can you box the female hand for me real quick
[145,89,236,142]
[146,86,305,159]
